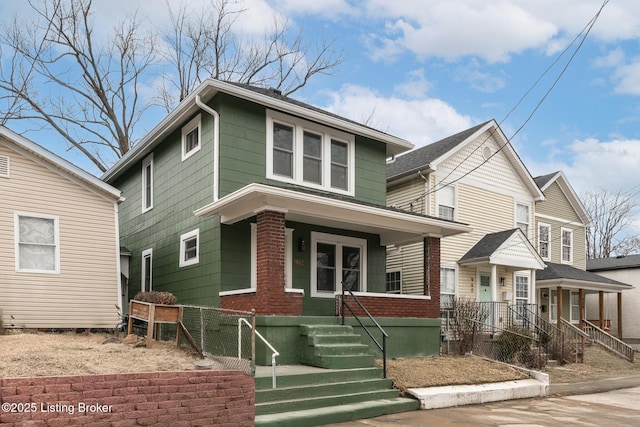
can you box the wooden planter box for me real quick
[128,300,183,347]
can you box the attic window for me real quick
[482,146,492,160]
[0,155,9,178]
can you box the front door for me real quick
[479,272,492,329]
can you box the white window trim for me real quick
[570,290,580,324]
[440,264,457,297]
[538,222,551,261]
[515,202,530,237]
[14,212,60,274]
[561,227,573,264]
[435,184,457,221]
[250,224,293,289]
[266,109,355,196]
[141,248,153,292]
[0,154,9,178]
[142,154,153,213]
[179,229,200,267]
[514,273,530,303]
[386,269,402,294]
[181,114,202,161]
[310,231,367,298]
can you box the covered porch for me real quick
[536,262,633,339]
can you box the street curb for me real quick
[549,374,640,397]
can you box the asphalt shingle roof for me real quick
[587,255,640,272]
[533,171,558,189]
[386,121,491,181]
[458,229,520,263]
[537,262,632,288]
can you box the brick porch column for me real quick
[255,209,302,315]
[423,236,441,318]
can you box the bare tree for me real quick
[0,0,343,172]
[583,187,640,258]
[0,0,157,173]
[158,0,342,109]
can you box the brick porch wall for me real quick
[0,370,254,427]
[220,210,302,316]
[337,294,435,318]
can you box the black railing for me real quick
[515,304,568,364]
[341,285,389,378]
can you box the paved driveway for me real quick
[325,386,640,427]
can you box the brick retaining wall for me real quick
[0,370,254,427]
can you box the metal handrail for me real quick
[582,319,635,362]
[512,304,567,363]
[341,285,389,378]
[238,317,280,388]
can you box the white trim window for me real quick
[561,227,573,264]
[516,203,530,236]
[141,154,154,213]
[538,223,551,261]
[386,270,401,294]
[311,232,366,297]
[179,229,200,267]
[515,275,529,304]
[266,110,355,195]
[14,213,60,273]
[0,154,9,178]
[570,291,579,323]
[141,248,153,292]
[250,224,293,289]
[440,266,456,309]
[182,114,201,161]
[437,185,456,221]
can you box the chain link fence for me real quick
[150,305,255,375]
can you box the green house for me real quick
[102,79,470,364]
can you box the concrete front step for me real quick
[257,378,393,403]
[255,397,420,427]
[305,343,372,356]
[300,324,355,336]
[307,333,364,345]
[256,388,400,415]
[300,324,375,369]
[301,353,375,369]
[255,367,383,390]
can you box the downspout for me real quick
[195,95,220,202]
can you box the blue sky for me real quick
[2,1,640,219]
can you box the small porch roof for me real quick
[458,228,546,271]
[194,183,472,246]
[536,262,633,292]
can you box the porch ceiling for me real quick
[194,183,472,246]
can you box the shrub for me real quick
[495,327,533,363]
[133,291,178,305]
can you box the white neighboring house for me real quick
[587,255,640,343]
[0,126,124,329]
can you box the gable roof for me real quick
[0,126,122,202]
[103,78,413,182]
[458,228,546,270]
[537,262,632,291]
[587,255,640,272]
[386,120,544,201]
[533,170,590,225]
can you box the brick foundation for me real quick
[337,294,439,318]
[0,370,254,427]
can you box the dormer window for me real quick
[267,110,354,195]
[182,114,201,161]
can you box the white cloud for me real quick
[320,84,474,147]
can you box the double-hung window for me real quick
[182,114,201,161]
[514,274,529,325]
[561,228,573,264]
[142,248,153,292]
[267,110,354,195]
[386,270,401,294]
[142,154,153,212]
[516,203,530,236]
[179,229,199,267]
[311,232,366,297]
[437,185,456,220]
[440,266,456,309]
[15,213,59,273]
[538,223,550,260]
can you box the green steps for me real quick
[254,324,419,426]
[300,324,375,369]
[255,397,420,427]
[255,367,418,426]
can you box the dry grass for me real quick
[0,330,200,378]
[380,346,640,392]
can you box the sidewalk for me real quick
[549,373,640,396]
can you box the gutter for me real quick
[195,95,220,202]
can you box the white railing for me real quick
[238,317,280,388]
[582,319,635,362]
